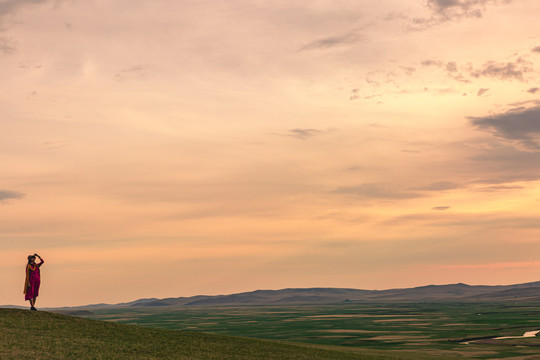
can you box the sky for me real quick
[1,0,540,307]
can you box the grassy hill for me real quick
[0,308,453,360]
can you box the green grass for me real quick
[83,303,540,359]
[0,308,451,360]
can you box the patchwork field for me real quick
[81,303,540,359]
[0,308,449,360]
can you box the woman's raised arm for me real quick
[35,254,44,266]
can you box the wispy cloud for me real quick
[333,183,422,200]
[401,66,416,76]
[386,212,540,229]
[299,30,361,51]
[467,58,532,81]
[473,184,524,192]
[42,140,71,149]
[114,65,146,82]
[420,56,532,83]
[477,88,489,96]
[421,59,443,67]
[470,105,540,150]
[432,206,450,211]
[468,143,540,184]
[410,0,511,30]
[420,59,470,82]
[0,0,50,30]
[440,261,540,270]
[0,36,16,54]
[273,128,324,140]
[414,181,463,191]
[0,189,24,202]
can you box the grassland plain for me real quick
[82,303,540,359]
[0,308,453,360]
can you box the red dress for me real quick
[24,261,43,301]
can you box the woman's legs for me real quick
[29,297,36,310]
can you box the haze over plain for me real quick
[1,0,540,307]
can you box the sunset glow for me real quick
[2,0,540,307]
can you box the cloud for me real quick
[401,66,416,76]
[433,87,458,94]
[114,65,145,81]
[0,0,55,56]
[473,185,524,192]
[345,165,364,171]
[299,31,361,51]
[420,59,470,82]
[446,61,458,72]
[278,128,323,140]
[527,87,539,94]
[42,140,71,149]
[533,46,540,53]
[508,99,540,108]
[0,0,49,30]
[446,115,540,185]
[421,56,533,83]
[411,0,511,30]
[385,212,540,230]
[477,88,489,96]
[0,36,16,54]
[414,181,463,191]
[470,105,540,150]
[432,206,450,211]
[467,144,540,184]
[333,183,422,200]
[0,189,24,202]
[440,261,540,270]
[467,58,532,81]
[421,60,443,67]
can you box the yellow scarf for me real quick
[24,264,38,294]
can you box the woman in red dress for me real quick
[24,253,44,311]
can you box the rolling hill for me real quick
[46,281,540,311]
[120,281,540,307]
[0,308,451,360]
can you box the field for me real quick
[81,302,540,359]
[0,308,451,360]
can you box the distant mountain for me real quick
[181,288,374,306]
[0,305,26,309]
[125,295,216,307]
[54,281,540,310]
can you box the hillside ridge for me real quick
[45,280,540,310]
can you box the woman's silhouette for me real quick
[24,253,44,311]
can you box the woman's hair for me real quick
[27,255,35,265]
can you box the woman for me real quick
[24,253,44,311]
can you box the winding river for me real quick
[460,330,539,344]
[494,330,540,340]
